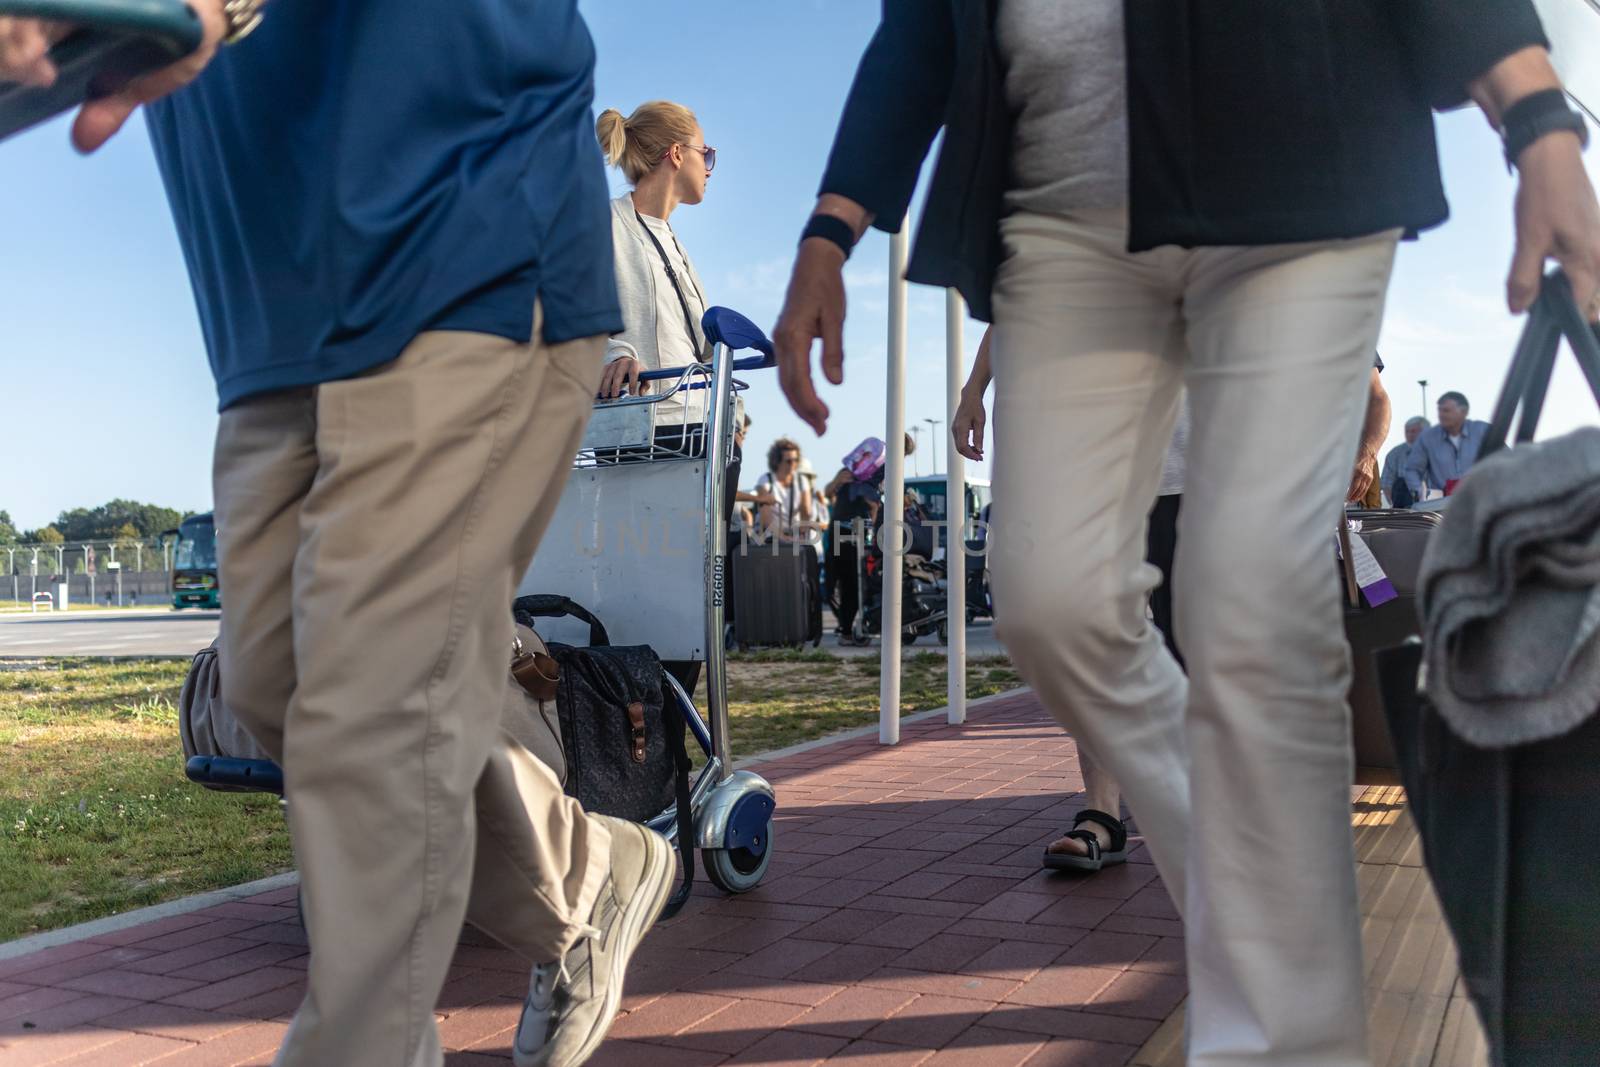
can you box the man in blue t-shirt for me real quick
[2,6,669,1066]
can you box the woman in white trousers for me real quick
[772,3,1600,1062]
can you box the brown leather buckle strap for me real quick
[627,701,647,763]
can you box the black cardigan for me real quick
[818,0,1548,321]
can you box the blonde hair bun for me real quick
[595,100,699,185]
[596,108,628,167]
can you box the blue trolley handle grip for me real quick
[184,754,285,795]
[633,353,774,387]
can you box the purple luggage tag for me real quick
[1338,520,1398,608]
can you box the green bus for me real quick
[165,512,220,610]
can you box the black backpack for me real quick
[511,594,694,916]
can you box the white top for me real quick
[1158,398,1190,497]
[996,0,1128,217]
[754,472,817,551]
[607,194,710,425]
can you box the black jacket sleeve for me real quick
[1385,0,1549,110]
[816,0,955,233]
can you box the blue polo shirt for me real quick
[146,0,622,410]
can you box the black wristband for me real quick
[801,214,856,261]
[1501,89,1589,171]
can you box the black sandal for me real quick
[1042,809,1129,873]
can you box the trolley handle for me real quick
[633,356,770,389]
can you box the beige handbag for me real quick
[506,623,566,785]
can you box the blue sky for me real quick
[1,0,1597,531]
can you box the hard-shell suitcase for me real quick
[733,543,812,649]
[1339,507,1441,781]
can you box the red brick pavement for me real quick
[0,692,1183,1066]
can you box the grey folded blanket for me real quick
[1418,426,1600,748]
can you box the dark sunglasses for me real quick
[664,143,716,173]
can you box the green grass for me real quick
[0,659,291,941]
[716,651,1021,757]
[0,652,1020,941]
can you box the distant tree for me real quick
[115,523,142,546]
[30,525,64,545]
[0,511,16,546]
[55,500,185,541]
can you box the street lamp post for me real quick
[924,418,942,477]
[908,426,923,476]
[1419,379,1429,416]
[30,548,38,603]
[6,547,14,605]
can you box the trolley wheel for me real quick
[702,822,774,894]
[903,630,919,645]
[937,619,948,646]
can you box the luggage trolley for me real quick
[183,307,779,896]
[517,306,778,893]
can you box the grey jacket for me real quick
[607,194,712,424]
[607,195,709,368]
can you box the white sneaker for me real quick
[513,817,674,1067]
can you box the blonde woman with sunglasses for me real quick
[596,100,717,419]
[597,101,733,695]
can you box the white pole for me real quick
[945,289,968,724]
[880,222,910,746]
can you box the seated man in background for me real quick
[1383,416,1430,508]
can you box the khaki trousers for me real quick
[213,322,611,1067]
[987,211,1400,1067]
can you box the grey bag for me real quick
[178,639,272,762]
[179,627,569,782]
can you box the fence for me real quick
[3,538,175,607]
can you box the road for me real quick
[0,609,219,658]
[0,607,1004,660]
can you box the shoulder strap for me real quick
[635,210,707,360]
[658,675,695,920]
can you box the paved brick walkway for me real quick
[0,691,1482,1066]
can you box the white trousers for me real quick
[987,210,1400,1067]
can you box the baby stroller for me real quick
[847,493,950,646]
